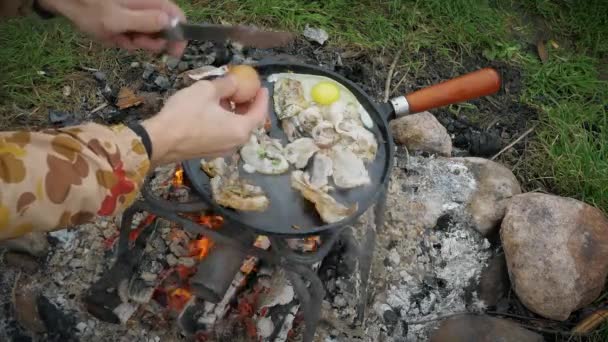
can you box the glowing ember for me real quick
[176,265,196,279]
[189,238,214,260]
[198,214,223,229]
[168,287,192,312]
[173,166,184,187]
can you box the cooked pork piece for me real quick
[291,171,357,223]
[311,121,341,148]
[273,78,308,120]
[200,157,227,178]
[330,146,370,189]
[335,120,378,162]
[285,138,320,169]
[310,152,333,190]
[240,134,289,175]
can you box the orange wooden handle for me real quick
[405,68,501,113]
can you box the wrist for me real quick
[141,115,179,167]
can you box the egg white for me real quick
[267,73,374,128]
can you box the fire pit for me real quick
[84,164,385,341]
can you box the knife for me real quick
[160,18,295,49]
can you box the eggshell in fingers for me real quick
[228,65,261,103]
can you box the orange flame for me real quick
[168,287,192,312]
[189,238,214,260]
[173,166,184,187]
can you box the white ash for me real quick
[318,154,492,341]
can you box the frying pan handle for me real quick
[390,68,501,117]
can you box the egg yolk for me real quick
[311,82,340,105]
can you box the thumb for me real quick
[238,88,269,130]
[109,9,169,34]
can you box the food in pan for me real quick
[209,157,270,212]
[290,171,357,223]
[309,152,333,190]
[240,132,289,175]
[200,157,227,178]
[202,71,378,224]
[268,73,373,128]
[330,146,370,189]
[284,138,320,169]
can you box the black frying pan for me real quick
[182,62,501,237]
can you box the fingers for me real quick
[167,41,187,57]
[239,88,269,129]
[210,75,238,99]
[131,34,167,52]
[107,9,169,34]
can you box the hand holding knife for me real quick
[159,17,295,49]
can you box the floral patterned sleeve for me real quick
[0,123,151,240]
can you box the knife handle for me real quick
[404,68,501,114]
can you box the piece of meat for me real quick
[297,106,323,134]
[281,117,302,142]
[273,78,308,120]
[310,152,333,189]
[210,176,269,212]
[200,157,227,178]
[335,120,378,162]
[291,171,357,223]
[330,146,370,189]
[285,138,320,169]
[240,134,289,175]
[312,121,341,148]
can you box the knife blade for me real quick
[161,20,295,49]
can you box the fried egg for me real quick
[268,73,373,128]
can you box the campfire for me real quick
[81,163,350,342]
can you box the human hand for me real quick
[142,76,269,167]
[38,0,187,57]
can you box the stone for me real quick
[389,112,452,156]
[130,62,140,68]
[387,249,401,266]
[166,57,180,71]
[430,315,543,342]
[303,25,329,45]
[142,63,155,79]
[178,61,190,72]
[0,232,49,257]
[166,254,178,266]
[477,252,510,307]
[501,193,608,320]
[93,71,107,83]
[76,322,88,333]
[453,157,522,235]
[178,257,196,268]
[154,75,171,90]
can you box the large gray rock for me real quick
[389,112,452,156]
[501,193,608,320]
[430,315,543,342]
[454,157,521,235]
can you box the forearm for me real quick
[0,123,150,240]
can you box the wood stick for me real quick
[384,47,405,102]
[491,124,537,161]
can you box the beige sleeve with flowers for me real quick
[0,123,150,240]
